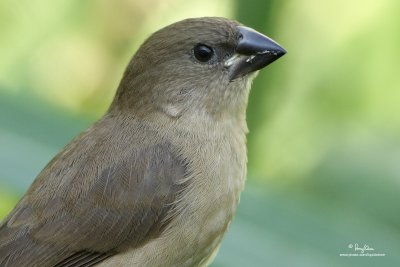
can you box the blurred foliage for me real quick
[1,0,399,266]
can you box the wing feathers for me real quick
[54,251,113,267]
[0,142,189,266]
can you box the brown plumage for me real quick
[0,17,285,267]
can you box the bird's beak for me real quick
[225,26,286,81]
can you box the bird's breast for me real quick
[162,126,248,266]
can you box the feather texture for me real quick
[0,117,188,267]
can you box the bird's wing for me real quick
[0,142,188,267]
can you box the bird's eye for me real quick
[193,44,214,62]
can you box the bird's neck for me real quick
[105,105,248,145]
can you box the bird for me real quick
[0,17,285,267]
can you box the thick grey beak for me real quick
[227,26,286,81]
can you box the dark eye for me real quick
[193,44,214,62]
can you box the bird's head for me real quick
[112,17,286,120]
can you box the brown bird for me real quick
[0,17,285,266]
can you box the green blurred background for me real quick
[1,0,399,266]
